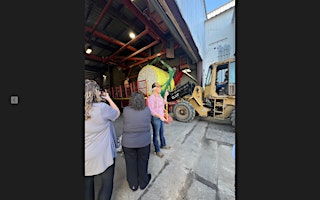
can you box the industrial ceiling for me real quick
[84,0,201,76]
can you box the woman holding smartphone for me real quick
[84,79,120,200]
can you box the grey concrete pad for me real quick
[217,145,235,197]
[109,113,235,200]
[185,180,217,200]
[193,140,218,186]
[206,122,235,145]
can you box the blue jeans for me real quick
[151,116,166,152]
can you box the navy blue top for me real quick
[121,106,152,148]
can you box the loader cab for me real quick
[204,58,236,98]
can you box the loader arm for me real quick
[188,86,210,117]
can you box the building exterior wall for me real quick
[202,1,235,86]
[174,0,207,85]
[175,0,207,61]
[174,0,235,86]
[176,0,207,58]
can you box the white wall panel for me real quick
[202,4,235,86]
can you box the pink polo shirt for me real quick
[147,93,166,117]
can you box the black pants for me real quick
[122,144,150,190]
[84,159,115,200]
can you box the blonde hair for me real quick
[84,79,103,120]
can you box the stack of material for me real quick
[137,65,175,96]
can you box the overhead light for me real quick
[182,69,191,73]
[129,32,136,39]
[86,45,93,54]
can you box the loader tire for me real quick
[230,109,236,127]
[173,101,196,123]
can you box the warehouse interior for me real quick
[84,0,202,99]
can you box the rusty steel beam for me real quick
[126,43,180,69]
[85,26,148,57]
[120,40,159,63]
[104,28,150,62]
[85,53,128,69]
[121,0,165,42]
[128,51,166,69]
[90,0,113,33]
[111,56,145,61]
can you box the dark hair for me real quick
[152,82,161,89]
[129,91,146,111]
[152,83,156,88]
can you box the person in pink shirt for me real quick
[147,82,171,158]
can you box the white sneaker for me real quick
[116,135,122,153]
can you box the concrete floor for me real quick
[107,114,236,200]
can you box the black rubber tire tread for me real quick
[173,101,196,123]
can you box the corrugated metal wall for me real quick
[84,70,99,80]
[85,70,111,89]
[175,0,206,61]
[174,0,206,86]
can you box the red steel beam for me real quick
[91,0,114,33]
[104,28,150,62]
[111,56,145,61]
[126,43,180,69]
[85,26,147,56]
[121,0,164,41]
[120,40,159,63]
[84,53,130,69]
[128,51,166,69]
